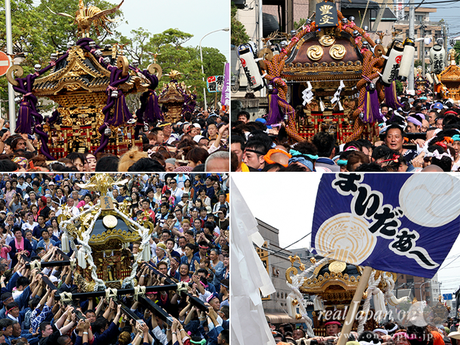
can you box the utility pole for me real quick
[5,0,16,133]
[372,0,389,32]
[408,0,415,93]
[421,24,426,75]
[287,0,294,33]
[258,0,266,97]
[443,24,448,67]
[309,0,317,17]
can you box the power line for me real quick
[439,254,460,271]
[272,232,311,255]
[403,0,460,4]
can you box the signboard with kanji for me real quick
[207,75,224,93]
[316,1,338,28]
[100,195,114,210]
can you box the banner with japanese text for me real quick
[221,63,230,106]
[311,173,460,278]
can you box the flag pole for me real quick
[337,266,373,345]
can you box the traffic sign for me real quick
[443,293,453,300]
[0,51,12,76]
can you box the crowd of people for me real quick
[270,319,460,345]
[0,109,230,173]
[0,172,230,345]
[231,95,460,172]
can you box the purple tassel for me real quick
[266,89,285,125]
[370,87,382,122]
[145,91,162,121]
[10,50,68,157]
[188,96,197,113]
[139,70,162,121]
[34,124,55,160]
[384,82,403,110]
[17,102,33,134]
[94,123,110,155]
[362,86,384,123]
[111,92,132,126]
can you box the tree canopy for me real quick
[0,0,123,101]
[112,27,227,105]
[0,0,227,108]
[231,2,249,47]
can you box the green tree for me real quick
[395,80,404,95]
[294,18,307,30]
[1,0,123,64]
[114,28,227,106]
[453,41,460,65]
[111,27,153,67]
[231,2,249,47]
[0,0,123,103]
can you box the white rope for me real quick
[299,257,329,278]
[29,260,41,271]
[357,270,381,334]
[75,207,106,291]
[383,273,409,308]
[60,292,73,303]
[286,279,315,337]
[105,288,118,299]
[60,202,100,231]
[69,258,76,271]
[134,285,146,301]
[61,202,100,253]
[285,257,330,338]
[176,282,188,295]
[112,207,151,288]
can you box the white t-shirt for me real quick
[22,221,38,232]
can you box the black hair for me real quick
[0,160,18,172]
[92,317,108,334]
[443,115,460,130]
[185,243,196,251]
[0,318,14,329]
[292,141,318,155]
[95,155,119,172]
[372,145,393,161]
[406,325,434,345]
[231,135,245,148]
[279,163,308,171]
[220,329,229,343]
[354,163,384,172]
[237,111,250,120]
[128,158,165,172]
[312,132,336,158]
[39,321,51,334]
[383,124,405,139]
[429,145,453,172]
[57,335,72,345]
[16,276,29,288]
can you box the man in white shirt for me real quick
[169,180,183,205]
[21,213,38,232]
[56,197,80,218]
[16,176,30,196]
